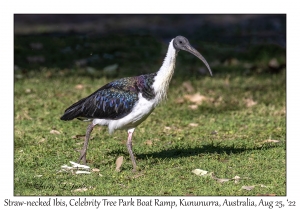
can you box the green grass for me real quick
[14,69,286,196]
[14,34,286,196]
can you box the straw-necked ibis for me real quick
[60,36,212,171]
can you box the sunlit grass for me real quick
[14,68,286,196]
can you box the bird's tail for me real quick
[60,98,86,121]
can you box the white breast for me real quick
[93,93,156,134]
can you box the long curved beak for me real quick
[183,44,213,76]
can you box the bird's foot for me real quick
[132,165,140,173]
[78,150,87,165]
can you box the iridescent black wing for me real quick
[61,80,138,121]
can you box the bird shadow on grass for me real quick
[107,143,279,162]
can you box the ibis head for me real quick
[173,36,212,76]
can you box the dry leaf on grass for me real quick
[92,168,100,172]
[211,173,231,183]
[240,184,270,191]
[115,156,124,172]
[262,139,280,143]
[75,84,84,90]
[212,174,241,183]
[192,169,209,176]
[73,188,88,192]
[189,123,198,127]
[24,112,32,120]
[241,185,255,191]
[233,176,241,184]
[184,93,208,105]
[193,169,247,185]
[182,81,195,93]
[217,178,231,183]
[50,130,60,135]
[244,98,257,107]
[73,186,95,192]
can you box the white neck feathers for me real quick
[152,39,177,105]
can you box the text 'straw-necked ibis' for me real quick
[60,36,212,171]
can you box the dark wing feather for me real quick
[60,80,139,121]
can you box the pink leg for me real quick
[126,128,137,171]
[78,123,95,165]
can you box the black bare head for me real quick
[173,35,213,76]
